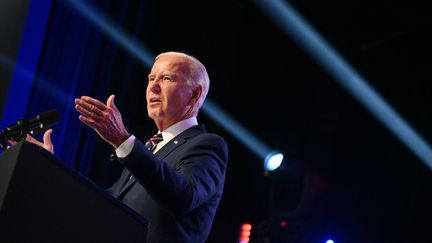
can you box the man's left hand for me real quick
[8,129,54,154]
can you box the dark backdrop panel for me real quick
[0,1,30,119]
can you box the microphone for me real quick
[0,109,61,149]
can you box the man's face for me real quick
[146,55,194,130]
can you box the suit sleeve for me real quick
[122,134,228,216]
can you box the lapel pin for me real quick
[174,140,178,144]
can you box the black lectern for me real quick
[0,141,148,242]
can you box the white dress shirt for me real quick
[115,117,198,158]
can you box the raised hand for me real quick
[74,94,130,148]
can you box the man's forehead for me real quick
[151,59,190,74]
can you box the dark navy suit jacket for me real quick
[108,124,228,243]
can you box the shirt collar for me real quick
[156,117,198,149]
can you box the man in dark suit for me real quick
[73,51,228,242]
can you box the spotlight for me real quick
[264,151,284,172]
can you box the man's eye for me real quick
[163,76,172,81]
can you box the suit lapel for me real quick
[117,125,206,197]
[155,124,206,160]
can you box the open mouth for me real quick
[149,98,161,104]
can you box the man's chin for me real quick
[148,110,162,119]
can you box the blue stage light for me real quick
[264,151,284,171]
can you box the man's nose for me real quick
[149,80,161,93]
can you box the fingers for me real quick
[106,94,114,107]
[78,114,97,128]
[74,96,105,118]
[43,129,53,145]
[27,130,54,154]
[75,102,101,121]
[75,96,105,131]
[8,140,18,146]
[106,94,117,110]
[81,96,106,111]
[42,129,54,154]
[75,95,120,124]
[25,134,44,147]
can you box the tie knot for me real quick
[146,133,163,151]
[150,133,163,145]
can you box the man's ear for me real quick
[191,85,203,103]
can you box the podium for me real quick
[0,141,148,242]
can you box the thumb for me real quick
[106,94,117,110]
[43,129,53,145]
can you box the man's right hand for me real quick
[74,94,130,148]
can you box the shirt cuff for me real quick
[115,135,136,159]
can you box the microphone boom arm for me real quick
[0,109,60,150]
